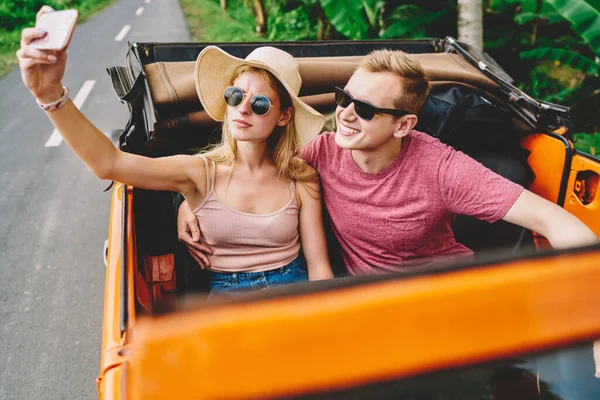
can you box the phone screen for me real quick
[31,10,79,51]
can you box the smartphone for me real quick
[31,9,79,51]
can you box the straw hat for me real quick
[194,46,324,148]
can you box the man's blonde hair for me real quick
[359,49,430,115]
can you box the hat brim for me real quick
[194,46,324,148]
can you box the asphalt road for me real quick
[0,0,190,398]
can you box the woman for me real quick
[18,6,334,295]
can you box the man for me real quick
[177,49,598,275]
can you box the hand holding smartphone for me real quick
[31,9,79,51]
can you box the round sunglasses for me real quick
[223,86,273,116]
[334,86,411,121]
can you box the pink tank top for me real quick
[193,158,300,273]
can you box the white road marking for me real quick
[145,0,151,3]
[135,7,144,16]
[114,25,131,41]
[45,80,96,148]
[45,130,62,147]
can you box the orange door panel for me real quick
[520,132,573,248]
[563,151,600,236]
[99,184,135,400]
[521,132,573,205]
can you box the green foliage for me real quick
[520,47,599,74]
[480,0,599,131]
[267,8,315,40]
[382,7,447,39]
[0,0,112,31]
[363,0,385,27]
[545,0,600,57]
[266,0,318,41]
[514,12,564,25]
[210,0,598,127]
[180,0,262,42]
[545,84,584,103]
[0,0,115,78]
[519,63,567,101]
[5,0,599,131]
[319,0,367,39]
[315,1,449,40]
[573,132,600,155]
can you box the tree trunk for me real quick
[253,0,267,35]
[457,0,483,53]
[531,0,543,46]
[220,0,227,11]
[316,3,329,40]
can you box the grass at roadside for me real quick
[0,29,20,79]
[180,0,263,42]
[0,0,117,79]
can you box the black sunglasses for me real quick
[334,86,411,121]
[223,86,273,116]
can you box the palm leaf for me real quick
[514,12,565,25]
[521,0,545,12]
[388,4,428,19]
[544,85,584,103]
[360,0,384,28]
[318,0,368,39]
[381,9,446,39]
[520,47,598,74]
[544,0,600,57]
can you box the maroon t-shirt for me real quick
[299,131,523,276]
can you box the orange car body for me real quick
[96,38,600,399]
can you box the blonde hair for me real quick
[202,66,315,182]
[359,49,430,115]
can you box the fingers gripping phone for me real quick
[31,9,79,51]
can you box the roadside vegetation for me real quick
[181,0,264,42]
[0,0,116,78]
[181,0,600,153]
[3,1,597,152]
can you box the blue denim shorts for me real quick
[209,256,308,296]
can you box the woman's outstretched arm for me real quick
[297,172,334,281]
[17,7,203,198]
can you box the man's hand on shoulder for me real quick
[177,200,213,268]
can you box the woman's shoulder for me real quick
[292,158,318,182]
[294,169,321,207]
[187,154,211,173]
[184,154,214,193]
[294,163,320,191]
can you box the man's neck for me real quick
[351,137,404,173]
